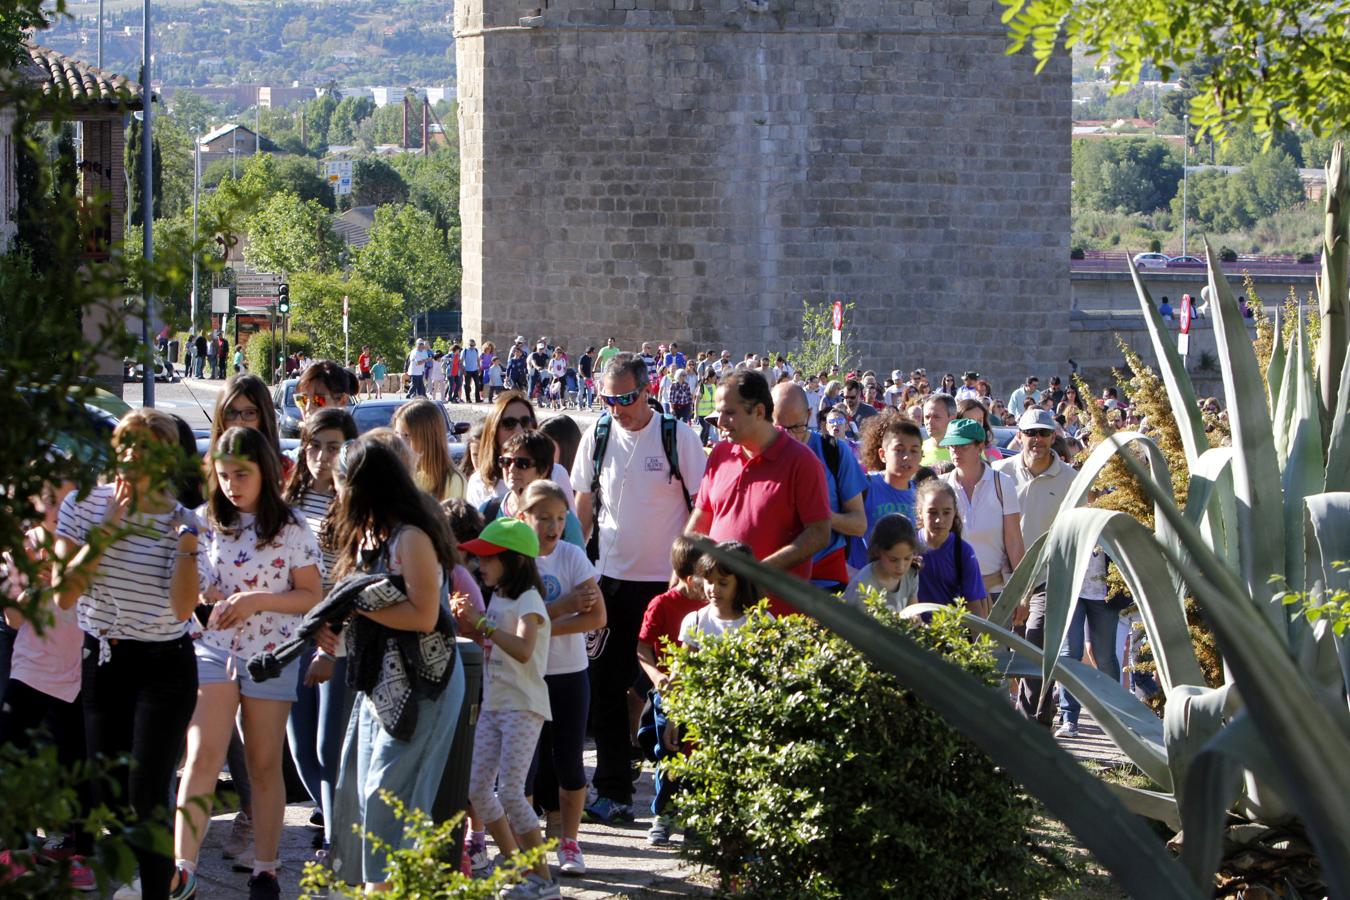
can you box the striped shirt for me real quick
[294,488,337,594]
[56,484,191,648]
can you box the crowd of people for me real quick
[0,334,1173,900]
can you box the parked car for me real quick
[1166,255,1204,267]
[1131,252,1170,269]
[273,378,303,438]
[349,398,472,464]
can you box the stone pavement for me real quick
[191,742,711,899]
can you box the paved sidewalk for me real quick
[192,742,711,899]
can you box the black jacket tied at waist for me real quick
[247,572,457,740]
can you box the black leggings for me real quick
[528,669,591,812]
[82,634,197,900]
[0,678,95,853]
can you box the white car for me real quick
[1131,252,1170,269]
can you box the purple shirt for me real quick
[917,531,987,607]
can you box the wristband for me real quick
[475,615,496,638]
[316,649,337,661]
[177,523,199,538]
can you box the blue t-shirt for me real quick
[848,473,916,569]
[805,432,868,585]
[481,497,585,549]
[917,531,987,607]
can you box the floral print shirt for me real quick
[194,508,322,659]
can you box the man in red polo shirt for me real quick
[686,370,831,615]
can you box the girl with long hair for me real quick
[282,407,358,859]
[467,392,573,509]
[485,431,585,548]
[173,426,322,898]
[53,409,201,900]
[393,398,467,502]
[210,374,281,454]
[913,479,986,611]
[327,437,465,892]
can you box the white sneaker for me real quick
[557,838,586,876]
[500,873,562,899]
[112,878,142,899]
[1055,721,1080,738]
[222,811,252,860]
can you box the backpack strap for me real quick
[589,414,614,520]
[660,414,694,512]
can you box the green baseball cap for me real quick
[459,517,540,558]
[938,418,988,447]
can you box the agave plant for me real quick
[698,150,1350,897]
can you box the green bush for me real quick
[241,330,314,384]
[1070,246,1086,259]
[1219,246,1239,262]
[663,602,1065,899]
[1148,237,1163,253]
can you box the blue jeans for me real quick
[287,652,353,846]
[1058,598,1122,725]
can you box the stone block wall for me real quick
[456,0,1071,388]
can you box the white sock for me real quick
[251,859,279,877]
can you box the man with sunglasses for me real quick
[570,353,706,825]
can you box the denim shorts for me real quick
[195,639,300,702]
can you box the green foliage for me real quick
[351,157,410,208]
[663,602,1065,899]
[1173,151,1306,235]
[233,154,335,212]
[1278,563,1350,637]
[242,330,314,384]
[299,791,545,899]
[353,204,456,319]
[389,149,461,233]
[125,117,163,228]
[1001,0,1350,142]
[785,300,857,380]
[244,192,342,275]
[287,271,408,367]
[1072,138,1181,215]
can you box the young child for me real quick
[175,426,323,898]
[849,413,924,571]
[635,536,706,846]
[516,481,605,876]
[843,513,921,613]
[371,355,388,399]
[913,480,986,613]
[679,541,761,649]
[455,518,559,900]
[486,357,505,402]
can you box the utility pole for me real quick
[141,0,155,408]
[97,0,104,68]
[191,135,200,330]
[1181,115,1189,258]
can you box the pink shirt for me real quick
[5,528,83,703]
[695,427,831,616]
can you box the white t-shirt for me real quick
[844,562,918,613]
[194,508,323,659]
[941,465,1021,582]
[466,464,575,511]
[570,413,707,581]
[406,348,429,376]
[678,605,753,650]
[483,588,552,720]
[55,484,192,646]
[535,540,597,675]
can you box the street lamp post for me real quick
[191,135,200,331]
[141,0,154,408]
[1181,114,1189,258]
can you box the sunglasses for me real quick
[600,390,642,407]
[295,394,334,409]
[496,456,534,470]
[498,415,535,430]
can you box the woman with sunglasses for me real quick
[481,431,585,548]
[466,392,573,509]
[295,360,357,418]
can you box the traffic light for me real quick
[277,282,290,315]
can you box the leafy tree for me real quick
[126,116,163,227]
[1072,138,1181,214]
[350,157,409,207]
[354,203,457,324]
[1174,149,1306,234]
[287,271,408,366]
[786,299,859,379]
[1215,123,1304,168]
[244,192,342,275]
[1003,0,1350,141]
[235,153,334,211]
[166,89,222,137]
[390,148,460,232]
[330,95,377,145]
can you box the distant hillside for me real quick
[39,0,455,95]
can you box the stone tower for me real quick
[455,0,1070,386]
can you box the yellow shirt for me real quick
[921,437,951,466]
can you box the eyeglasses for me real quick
[498,415,534,430]
[497,456,534,470]
[782,421,810,435]
[600,390,642,407]
[224,407,260,423]
[295,394,334,409]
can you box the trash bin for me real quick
[434,637,482,856]
[168,338,180,363]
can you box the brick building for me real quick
[454,0,1071,387]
